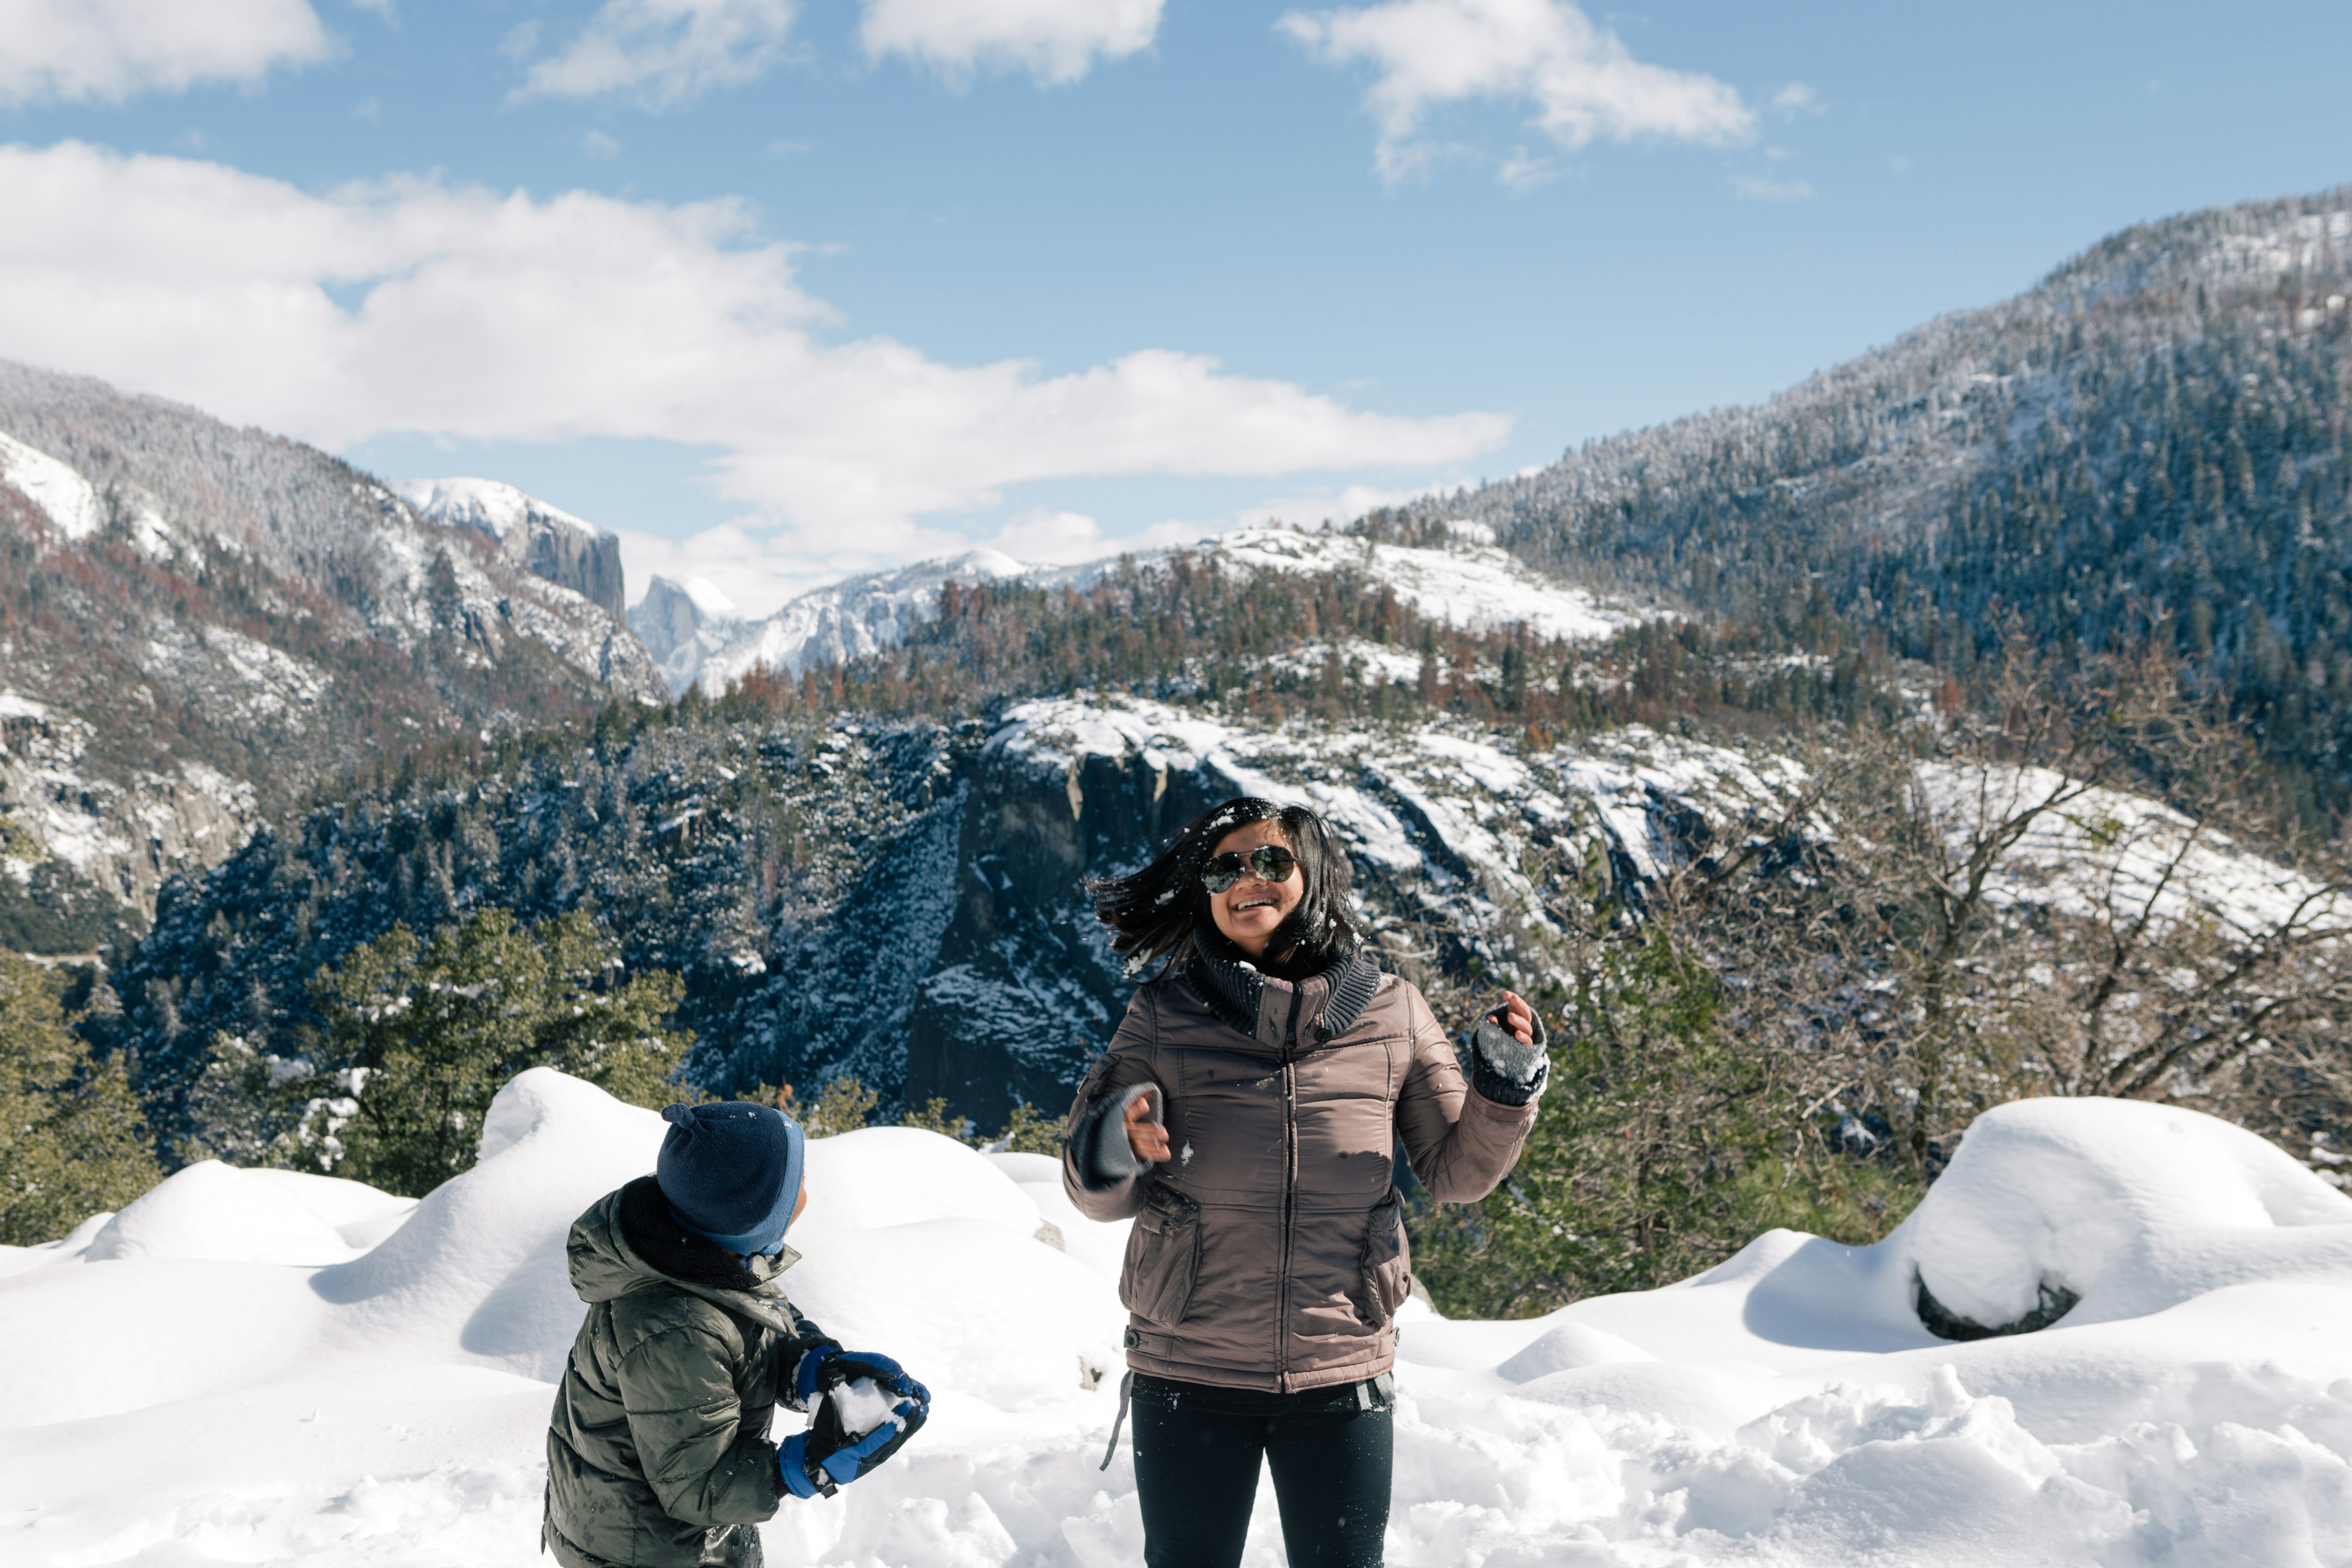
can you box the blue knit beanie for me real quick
[656,1101,806,1255]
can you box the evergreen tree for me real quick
[0,954,160,1245]
[251,909,694,1196]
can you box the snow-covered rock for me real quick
[2,1070,2349,1564]
[399,477,629,617]
[1898,1096,2352,1330]
[1921,761,2352,940]
[1207,526,1644,643]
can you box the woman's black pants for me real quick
[1131,1372,1393,1568]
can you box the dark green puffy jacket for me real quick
[543,1177,836,1568]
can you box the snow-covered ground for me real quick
[3,1069,2348,1566]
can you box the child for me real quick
[544,1101,929,1567]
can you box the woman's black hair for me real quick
[1088,796,1363,978]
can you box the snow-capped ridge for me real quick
[662,524,1649,699]
[673,548,1031,698]
[396,477,597,544]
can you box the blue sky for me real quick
[1,1,2348,614]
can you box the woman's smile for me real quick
[1208,820,1303,959]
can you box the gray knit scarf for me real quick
[1188,933,1382,1042]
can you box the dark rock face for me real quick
[902,741,1219,1117]
[520,518,626,618]
[630,578,705,668]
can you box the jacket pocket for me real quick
[1355,1191,1411,1328]
[1120,1183,1203,1327]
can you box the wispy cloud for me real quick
[1494,146,1558,192]
[1278,0,1753,183]
[0,0,331,105]
[1734,173,1814,202]
[516,0,797,108]
[1770,81,1822,114]
[0,141,1508,607]
[861,0,1163,86]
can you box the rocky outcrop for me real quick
[398,478,627,616]
[629,576,744,696]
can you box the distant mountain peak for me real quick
[396,477,596,542]
[667,575,742,622]
[399,477,627,617]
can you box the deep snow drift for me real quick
[2,1071,2348,1566]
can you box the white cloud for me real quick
[1238,479,1452,530]
[860,0,1163,85]
[1770,81,1821,114]
[1494,146,1556,192]
[1278,0,1752,182]
[1733,173,1813,202]
[518,0,797,107]
[0,0,330,105]
[984,508,1109,562]
[0,141,1506,601]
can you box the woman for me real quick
[1062,797,1548,1568]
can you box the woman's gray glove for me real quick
[1467,1006,1549,1106]
[1070,1082,1161,1190]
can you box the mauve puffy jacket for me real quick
[1060,963,1538,1393]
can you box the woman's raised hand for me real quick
[1125,1088,1172,1164]
[1496,990,1535,1046]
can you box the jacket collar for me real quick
[596,1176,801,1332]
[1186,935,1381,1047]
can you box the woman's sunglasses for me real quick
[1200,845,1298,894]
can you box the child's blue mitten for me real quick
[777,1383,927,1497]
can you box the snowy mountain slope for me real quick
[399,477,628,617]
[1428,184,2352,797]
[1920,761,2352,941]
[691,548,1030,697]
[643,525,1650,699]
[1205,526,1644,644]
[3,1068,2348,1566]
[115,680,2317,1144]
[0,362,666,946]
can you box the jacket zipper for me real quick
[1275,989,1303,1393]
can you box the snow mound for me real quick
[5,1076,2351,1566]
[84,1161,415,1267]
[1895,1096,2352,1330]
